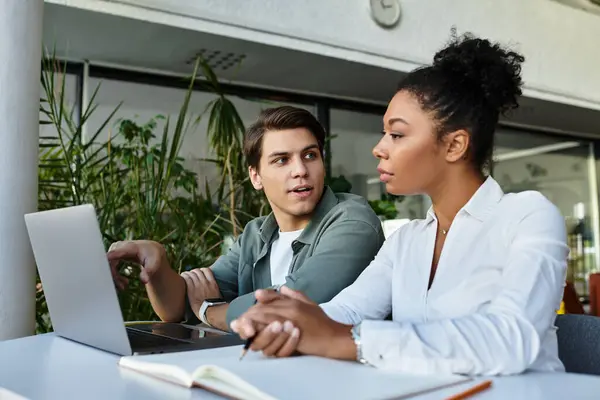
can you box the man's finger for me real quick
[115,275,128,290]
[184,270,203,288]
[108,242,133,288]
[139,268,150,284]
[109,259,120,274]
[113,277,123,291]
[108,241,122,252]
[200,268,216,283]
[181,273,194,295]
[108,241,124,271]
[106,241,140,263]
[189,269,209,287]
[109,259,120,278]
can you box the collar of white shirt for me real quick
[425,176,504,223]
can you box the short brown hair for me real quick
[243,106,326,169]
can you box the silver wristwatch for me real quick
[351,322,368,364]
[199,298,226,327]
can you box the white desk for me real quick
[1,334,599,399]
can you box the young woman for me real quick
[230,33,569,376]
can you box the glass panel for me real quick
[329,108,429,224]
[85,78,314,193]
[493,127,598,299]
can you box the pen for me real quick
[238,286,281,361]
[238,335,255,361]
[445,380,492,400]
[238,296,258,361]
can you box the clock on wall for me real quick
[369,0,402,28]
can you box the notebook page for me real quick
[0,387,29,400]
[122,346,469,400]
[119,356,194,387]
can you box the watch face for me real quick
[205,298,226,305]
[205,298,224,303]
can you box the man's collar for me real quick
[296,186,338,244]
[258,186,339,244]
[426,176,504,223]
[258,213,279,243]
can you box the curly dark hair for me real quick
[397,32,525,172]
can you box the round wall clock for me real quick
[369,0,402,28]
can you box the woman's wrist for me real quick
[325,322,357,360]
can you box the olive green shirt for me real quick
[184,186,385,328]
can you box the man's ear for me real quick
[249,166,263,190]
[444,129,470,163]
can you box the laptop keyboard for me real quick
[126,327,189,350]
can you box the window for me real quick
[85,78,314,193]
[330,108,429,221]
[493,127,599,299]
[39,71,79,138]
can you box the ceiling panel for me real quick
[43,3,600,138]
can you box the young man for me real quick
[107,106,385,332]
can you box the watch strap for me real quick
[199,301,212,327]
[351,322,368,364]
[199,299,226,328]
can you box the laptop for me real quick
[24,204,244,356]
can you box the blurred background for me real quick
[2,0,600,338]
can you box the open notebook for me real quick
[0,387,29,400]
[118,345,470,400]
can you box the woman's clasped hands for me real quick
[230,287,355,360]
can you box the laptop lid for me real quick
[25,204,133,356]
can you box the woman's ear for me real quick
[444,129,470,163]
[248,166,263,190]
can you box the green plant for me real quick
[36,54,262,332]
[368,193,405,220]
[368,199,398,220]
[197,59,270,234]
[325,174,352,193]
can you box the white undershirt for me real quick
[269,229,303,286]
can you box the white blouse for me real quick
[321,177,569,376]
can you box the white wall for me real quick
[55,0,600,110]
